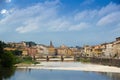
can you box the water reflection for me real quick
[1,68,120,80]
[100,72,120,80]
[0,67,16,80]
[10,69,120,80]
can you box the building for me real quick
[100,43,107,57]
[83,45,93,57]
[36,44,49,56]
[7,41,26,49]
[47,41,56,56]
[4,47,16,51]
[22,50,28,56]
[116,37,120,41]
[57,45,73,56]
[104,42,113,58]
[70,47,80,55]
[26,47,37,58]
[92,45,102,57]
[113,37,120,58]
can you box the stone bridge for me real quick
[36,55,76,62]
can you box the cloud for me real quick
[81,0,94,6]
[112,23,120,32]
[98,2,120,16]
[74,2,120,29]
[0,0,60,33]
[15,20,39,33]
[0,0,90,34]
[16,25,38,34]
[47,18,71,31]
[69,22,90,31]
[0,8,14,17]
[74,10,98,22]
[5,0,11,3]
[0,1,120,34]
[0,9,8,14]
[97,11,120,26]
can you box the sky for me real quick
[0,0,120,47]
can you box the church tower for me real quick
[47,41,56,56]
[50,41,54,48]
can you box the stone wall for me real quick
[77,57,120,67]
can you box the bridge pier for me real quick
[46,56,49,62]
[61,56,64,62]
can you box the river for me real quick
[1,62,120,80]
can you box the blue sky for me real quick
[0,0,120,47]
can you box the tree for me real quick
[12,50,22,56]
[0,67,15,80]
[0,41,5,58]
[0,41,15,67]
[0,41,5,66]
[1,51,15,67]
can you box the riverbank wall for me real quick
[78,57,120,67]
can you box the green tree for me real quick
[0,41,5,66]
[0,41,15,67]
[0,67,16,80]
[1,51,15,67]
[12,50,22,56]
[0,41,5,58]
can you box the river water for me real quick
[1,62,120,80]
[1,68,120,80]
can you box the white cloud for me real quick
[74,10,98,22]
[5,0,11,3]
[74,2,120,29]
[0,1,120,34]
[0,0,89,33]
[112,23,120,32]
[16,24,38,33]
[0,8,14,17]
[0,0,60,33]
[98,2,120,16]
[81,0,94,6]
[69,22,90,31]
[45,17,71,31]
[97,11,120,26]
[74,2,120,21]
[0,9,8,14]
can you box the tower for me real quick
[50,41,54,48]
[48,41,56,56]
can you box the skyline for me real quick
[0,0,120,46]
[2,36,120,48]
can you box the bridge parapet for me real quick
[36,55,75,62]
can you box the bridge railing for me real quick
[36,55,75,62]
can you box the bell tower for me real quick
[50,41,54,48]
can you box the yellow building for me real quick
[7,42,26,49]
[57,45,73,56]
[4,47,16,51]
[22,50,28,56]
[113,37,120,58]
[84,45,93,57]
[92,45,102,57]
[47,41,56,56]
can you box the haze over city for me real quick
[0,0,120,46]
